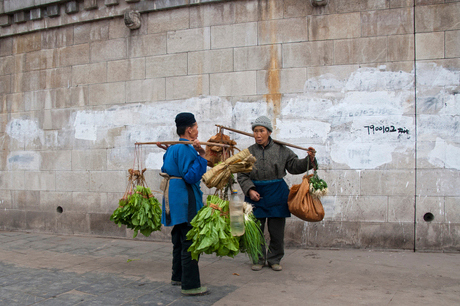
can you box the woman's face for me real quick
[253,126,271,146]
[186,123,199,140]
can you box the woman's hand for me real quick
[249,189,261,202]
[156,142,169,150]
[307,147,316,164]
[192,139,206,157]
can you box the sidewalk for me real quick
[0,231,459,306]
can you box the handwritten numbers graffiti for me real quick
[364,125,409,135]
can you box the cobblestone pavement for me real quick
[0,231,459,305]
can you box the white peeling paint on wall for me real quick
[428,138,460,170]
[6,119,44,146]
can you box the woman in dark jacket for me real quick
[237,116,316,271]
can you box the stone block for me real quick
[107,58,145,82]
[13,11,28,24]
[44,67,72,89]
[309,12,361,41]
[41,27,74,49]
[72,149,107,171]
[128,33,166,58]
[283,0,313,18]
[46,5,60,17]
[59,44,90,67]
[335,0,389,13]
[165,74,210,100]
[416,222,444,249]
[84,0,98,10]
[360,222,414,249]
[417,169,460,197]
[445,197,460,223]
[390,0,414,8]
[43,109,72,130]
[26,211,56,232]
[0,75,11,94]
[0,210,26,230]
[304,221,361,248]
[30,8,44,20]
[334,37,388,65]
[40,191,72,212]
[72,192,108,213]
[361,8,413,37]
[443,223,460,252]
[189,1,239,28]
[13,32,41,54]
[107,192,124,212]
[360,170,415,196]
[257,0,284,21]
[388,34,414,62]
[57,212,89,235]
[24,49,59,71]
[336,195,387,222]
[0,15,12,27]
[90,38,127,63]
[0,55,14,75]
[415,2,460,32]
[70,86,89,107]
[12,190,40,210]
[145,53,187,78]
[126,78,166,103]
[105,0,120,6]
[88,82,125,106]
[416,196,445,224]
[90,170,126,192]
[416,32,444,60]
[56,171,90,192]
[321,170,361,197]
[0,190,12,209]
[283,41,334,68]
[258,18,308,45]
[188,49,233,75]
[446,30,460,58]
[72,62,107,85]
[210,71,256,97]
[25,171,56,191]
[0,37,13,56]
[256,68,307,94]
[211,22,257,49]
[64,1,79,14]
[234,44,280,72]
[74,20,109,45]
[147,7,189,34]
[89,213,126,237]
[167,27,211,54]
[388,196,415,222]
[5,93,24,112]
[107,147,135,171]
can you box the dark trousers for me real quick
[256,217,286,266]
[171,223,201,290]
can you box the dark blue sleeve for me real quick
[183,155,207,185]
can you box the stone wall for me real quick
[0,0,459,251]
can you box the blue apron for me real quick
[244,179,291,218]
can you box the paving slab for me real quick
[0,231,459,306]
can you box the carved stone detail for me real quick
[310,0,328,7]
[65,1,79,14]
[46,5,60,17]
[124,10,141,30]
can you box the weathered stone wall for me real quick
[0,0,459,251]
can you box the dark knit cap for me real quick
[175,112,196,127]
[251,116,273,132]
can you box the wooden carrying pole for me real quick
[215,125,315,152]
[135,141,232,148]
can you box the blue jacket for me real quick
[160,138,207,226]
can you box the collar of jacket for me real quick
[256,136,274,149]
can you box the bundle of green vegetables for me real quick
[239,202,265,264]
[187,195,239,261]
[309,170,328,198]
[110,185,162,238]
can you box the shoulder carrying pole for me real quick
[215,125,315,153]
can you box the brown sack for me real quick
[288,174,325,222]
[204,133,237,167]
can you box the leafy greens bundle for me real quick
[239,205,265,264]
[187,195,239,261]
[110,185,162,238]
[309,171,328,198]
